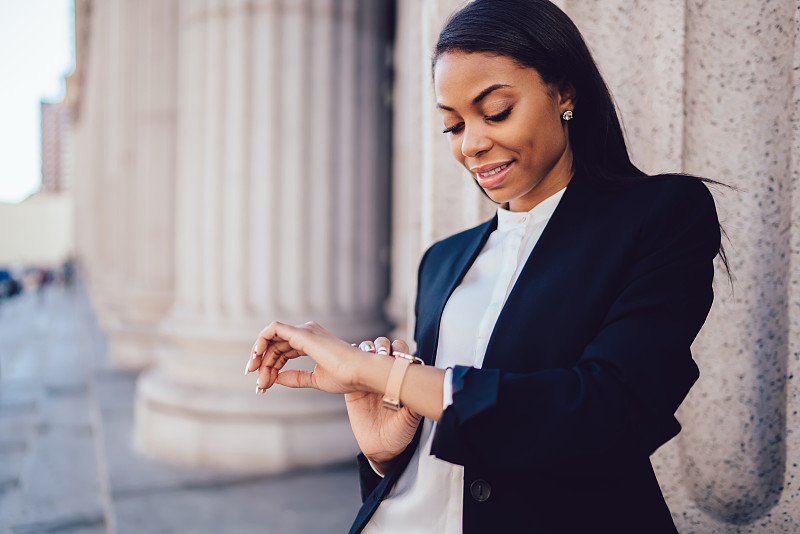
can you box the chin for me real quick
[484,190,512,206]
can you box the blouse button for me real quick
[470,479,492,502]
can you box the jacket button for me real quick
[470,479,491,502]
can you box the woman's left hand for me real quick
[246,321,366,395]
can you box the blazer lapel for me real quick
[481,177,594,370]
[417,218,497,367]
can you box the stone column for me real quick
[69,0,99,282]
[135,0,394,471]
[86,0,137,333]
[565,0,686,173]
[649,2,798,530]
[104,0,178,369]
[73,0,108,304]
[388,0,495,344]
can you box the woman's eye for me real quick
[441,107,510,134]
[487,106,512,122]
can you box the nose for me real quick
[461,124,492,158]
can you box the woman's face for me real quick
[434,52,575,212]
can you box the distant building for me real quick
[40,101,72,194]
[0,100,79,267]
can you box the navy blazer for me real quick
[351,174,720,534]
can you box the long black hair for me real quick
[432,0,732,279]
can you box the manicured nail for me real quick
[244,363,250,375]
[255,386,260,395]
[376,347,389,355]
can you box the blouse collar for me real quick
[496,187,567,231]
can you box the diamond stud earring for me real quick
[562,110,574,121]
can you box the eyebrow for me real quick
[437,83,511,111]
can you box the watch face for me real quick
[392,351,425,365]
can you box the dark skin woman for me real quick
[245,1,725,532]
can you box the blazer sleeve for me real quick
[357,452,383,502]
[430,179,720,474]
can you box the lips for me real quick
[472,161,514,189]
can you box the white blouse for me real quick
[363,188,566,534]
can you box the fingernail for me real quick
[376,347,389,355]
[244,362,251,375]
[255,386,260,395]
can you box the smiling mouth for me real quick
[477,163,510,178]
[473,161,514,190]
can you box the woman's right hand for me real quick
[345,337,422,475]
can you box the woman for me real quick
[245,1,723,532]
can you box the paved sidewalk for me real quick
[0,286,361,534]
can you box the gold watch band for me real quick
[382,351,424,411]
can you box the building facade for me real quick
[40,101,72,194]
[67,1,800,531]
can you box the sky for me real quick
[0,0,74,203]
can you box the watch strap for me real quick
[382,351,424,411]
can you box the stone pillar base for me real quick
[134,367,358,472]
[107,325,162,371]
[106,292,172,370]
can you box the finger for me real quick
[254,347,280,388]
[256,366,280,393]
[392,339,410,354]
[374,337,391,356]
[247,339,289,375]
[252,321,294,360]
[258,351,288,390]
[263,348,305,387]
[248,331,282,376]
[358,340,376,353]
[275,369,316,389]
[245,341,265,374]
[261,340,294,368]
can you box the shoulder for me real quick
[596,174,721,258]
[589,173,716,212]
[628,174,718,228]
[579,174,719,238]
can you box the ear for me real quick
[556,79,576,112]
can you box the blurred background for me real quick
[1,0,799,532]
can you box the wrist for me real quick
[353,349,395,394]
[366,451,401,476]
